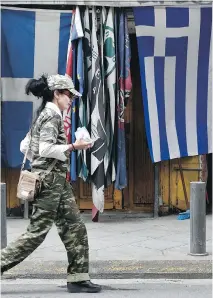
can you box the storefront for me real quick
[1,1,212,217]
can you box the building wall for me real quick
[1,4,206,216]
[160,156,201,211]
[2,1,211,6]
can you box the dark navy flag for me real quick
[134,6,212,162]
[115,10,132,190]
[1,7,72,168]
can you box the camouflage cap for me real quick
[47,74,82,97]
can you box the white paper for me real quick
[75,127,94,147]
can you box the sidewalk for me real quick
[2,213,212,279]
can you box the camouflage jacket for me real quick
[21,102,69,175]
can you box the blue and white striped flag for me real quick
[1,7,73,167]
[134,6,212,163]
[2,8,73,116]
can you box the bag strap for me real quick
[21,132,58,177]
[21,133,32,171]
[41,159,58,179]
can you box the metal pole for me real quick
[1,183,7,249]
[24,201,29,219]
[190,181,208,256]
[154,163,159,218]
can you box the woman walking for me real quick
[1,74,101,293]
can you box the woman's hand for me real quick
[74,139,92,150]
[68,139,92,151]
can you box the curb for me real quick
[2,260,212,280]
[3,272,212,280]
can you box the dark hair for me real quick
[25,75,54,120]
[25,75,67,122]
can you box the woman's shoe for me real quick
[67,280,102,293]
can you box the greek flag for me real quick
[1,8,72,167]
[134,6,212,163]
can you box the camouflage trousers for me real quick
[1,172,90,282]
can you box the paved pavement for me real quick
[1,279,212,298]
[2,213,212,279]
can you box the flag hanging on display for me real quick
[115,9,132,190]
[1,7,73,168]
[77,37,89,181]
[134,6,212,162]
[63,7,84,181]
[70,42,78,181]
[63,10,75,145]
[90,7,107,213]
[103,7,117,186]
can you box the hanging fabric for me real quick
[71,42,78,181]
[64,7,84,181]
[115,9,132,190]
[103,7,117,186]
[133,6,212,162]
[77,34,89,181]
[64,10,75,145]
[91,7,107,221]
[66,6,132,215]
[89,7,108,213]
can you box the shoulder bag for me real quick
[17,135,57,201]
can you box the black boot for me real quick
[67,281,102,293]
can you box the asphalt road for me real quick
[1,279,212,298]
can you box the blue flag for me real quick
[1,8,72,168]
[71,42,77,181]
[134,6,212,162]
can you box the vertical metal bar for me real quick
[178,159,189,209]
[154,163,159,218]
[24,201,29,219]
[189,181,208,256]
[1,183,7,249]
